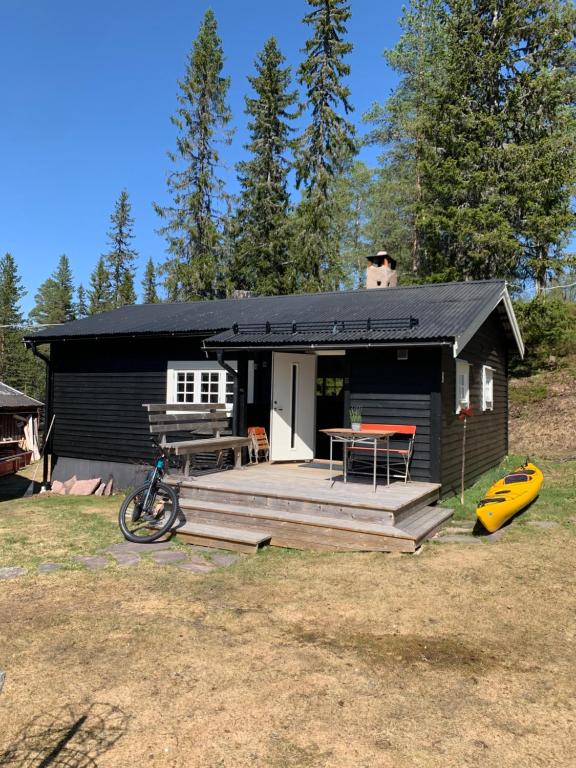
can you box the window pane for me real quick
[174,370,195,403]
[225,373,234,403]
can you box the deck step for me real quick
[178,498,412,540]
[171,474,441,515]
[174,521,271,553]
[396,506,454,543]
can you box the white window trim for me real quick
[167,360,237,413]
[455,360,471,414]
[482,365,494,411]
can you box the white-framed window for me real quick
[167,361,236,412]
[455,360,471,413]
[482,365,494,411]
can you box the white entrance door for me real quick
[270,352,317,462]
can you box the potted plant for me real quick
[349,407,362,431]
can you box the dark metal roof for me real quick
[0,382,43,411]
[24,280,517,352]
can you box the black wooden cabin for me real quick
[25,279,524,496]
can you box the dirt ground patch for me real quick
[1,524,575,767]
[509,357,576,459]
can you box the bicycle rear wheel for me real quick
[118,482,179,543]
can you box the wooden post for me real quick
[460,416,467,505]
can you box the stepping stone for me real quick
[38,562,61,574]
[178,561,216,573]
[434,535,482,545]
[211,553,241,567]
[448,520,475,530]
[188,554,211,566]
[73,555,109,570]
[443,526,476,535]
[483,529,507,543]
[150,550,187,564]
[0,566,26,580]
[109,552,140,567]
[105,541,174,554]
[186,544,219,555]
[526,520,559,529]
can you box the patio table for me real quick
[320,428,395,492]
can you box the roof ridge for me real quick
[134,278,507,307]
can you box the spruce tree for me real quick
[291,0,356,292]
[29,254,75,325]
[76,284,88,318]
[416,0,576,282]
[0,253,28,390]
[232,37,298,294]
[365,0,448,277]
[142,258,160,303]
[104,189,137,307]
[154,9,232,300]
[88,256,113,315]
[507,0,576,291]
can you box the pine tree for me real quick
[332,161,374,286]
[291,0,356,292]
[88,256,113,315]
[29,254,75,326]
[76,284,88,318]
[232,37,298,295]
[142,258,159,303]
[154,9,232,300]
[104,189,137,307]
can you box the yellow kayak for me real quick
[476,462,543,533]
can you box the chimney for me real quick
[366,250,397,289]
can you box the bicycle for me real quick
[118,444,180,543]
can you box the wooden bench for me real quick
[143,403,252,475]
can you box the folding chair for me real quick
[247,427,270,464]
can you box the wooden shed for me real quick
[0,382,42,476]
[25,279,523,497]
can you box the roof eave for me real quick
[453,284,524,359]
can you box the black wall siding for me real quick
[440,311,509,497]
[348,348,442,483]
[50,337,209,466]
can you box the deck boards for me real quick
[170,461,440,515]
[166,461,450,553]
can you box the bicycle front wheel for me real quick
[118,482,179,543]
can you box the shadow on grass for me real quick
[0,474,42,503]
[0,702,129,767]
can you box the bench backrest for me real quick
[360,423,416,436]
[143,403,230,444]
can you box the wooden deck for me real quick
[167,461,451,553]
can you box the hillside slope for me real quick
[509,357,576,460]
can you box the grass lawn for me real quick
[0,458,575,767]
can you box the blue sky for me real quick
[1,0,405,314]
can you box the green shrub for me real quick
[511,296,576,376]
